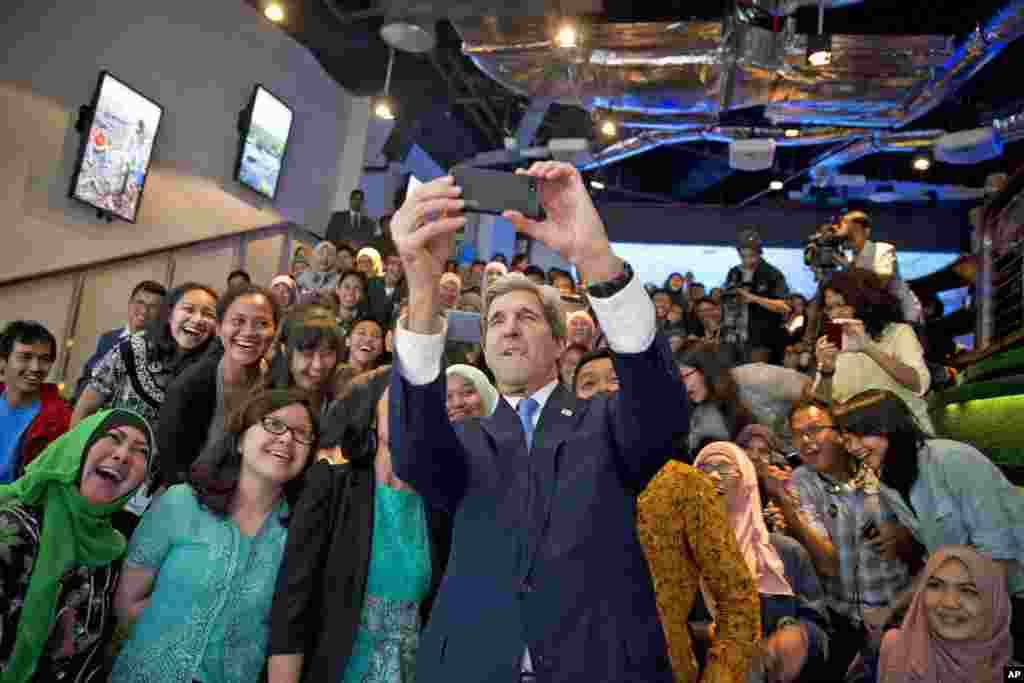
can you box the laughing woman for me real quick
[263,315,344,418]
[0,410,152,683]
[156,284,281,487]
[268,368,451,683]
[72,282,219,430]
[111,389,317,683]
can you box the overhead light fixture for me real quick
[770,180,785,191]
[264,2,285,22]
[599,119,617,138]
[589,180,606,190]
[375,47,397,120]
[912,154,932,172]
[784,129,801,139]
[807,33,832,66]
[806,0,831,66]
[555,23,578,49]
[380,21,436,54]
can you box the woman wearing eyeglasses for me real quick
[694,442,831,682]
[834,388,1024,657]
[268,367,451,683]
[110,389,317,683]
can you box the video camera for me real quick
[803,222,847,271]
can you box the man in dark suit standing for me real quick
[387,162,687,683]
[364,251,406,325]
[325,188,377,250]
[72,280,166,402]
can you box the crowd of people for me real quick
[0,161,1021,683]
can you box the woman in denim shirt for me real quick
[835,389,1024,657]
[110,388,318,683]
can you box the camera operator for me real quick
[832,211,923,324]
[722,229,792,364]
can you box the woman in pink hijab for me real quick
[878,545,1012,683]
[694,441,831,682]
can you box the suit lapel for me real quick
[523,385,585,578]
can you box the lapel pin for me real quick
[561,408,573,417]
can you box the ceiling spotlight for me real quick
[264,2,285,22]
[807,33,832,66]
[770,180,785,191]
[784,129,800,139]
[374,98,395,120]
[912,154,932,172]
[599,119,617,138]
[589,180,606,190]
[555,23,578,49]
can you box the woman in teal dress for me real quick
[110,388,318,683]
[268,366,452,683]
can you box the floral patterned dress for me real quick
[636,461,761,683]
[341,483,431,683]
[0,504,119,683]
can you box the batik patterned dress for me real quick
[341,483,431,683]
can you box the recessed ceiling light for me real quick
[784,129,800,139]
[770,180,785,191]
[912,154,932,172]
[600,119,617,138]
[589,180,606,190]
[555,24,578,49]
[264,3,285,22]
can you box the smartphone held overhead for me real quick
[451,167,545,221]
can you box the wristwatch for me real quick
[586,261,634,299]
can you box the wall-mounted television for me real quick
[69,71,163,222]
[235,85,293,200]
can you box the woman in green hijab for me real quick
[0,409,152,683]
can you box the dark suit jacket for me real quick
[364,276,405,326]
[269,461,452,683]
[389,335,687,683]
[73,327,125,401]
[326,210,377,250]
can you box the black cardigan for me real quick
[268,461,452,683]
[154,353,220,487]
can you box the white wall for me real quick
[0,0,366,285]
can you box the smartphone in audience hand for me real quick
[823,321,844,349]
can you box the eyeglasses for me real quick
[261,416,315,445]
[792,425,835,443]
[679,369,699,380]
[696,462,737,478]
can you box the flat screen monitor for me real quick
[69,71,163,223]
[235,85,293,200]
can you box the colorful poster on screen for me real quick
[71,73,163,222]
[237,87,293,199]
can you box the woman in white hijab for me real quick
[444,364,498,423]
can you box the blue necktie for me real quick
[516,398,540,450]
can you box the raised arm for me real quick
[386,175,473,510]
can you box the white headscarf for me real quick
[446,364,499,417]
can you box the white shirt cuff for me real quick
[393,317,447,386]
[588,272,657,354]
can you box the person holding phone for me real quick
[811,268,933,434]
[385,163,686,682]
